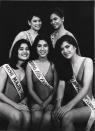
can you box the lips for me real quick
[53,24,57,27]
[22,54,29,57]
[35,25,41,28]
[40,52,46,55]
[63,53,71,58]
[39,51,47,55]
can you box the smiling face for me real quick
[29,16,42,31]
[50,13,64,30]
[18,43,30,61]
[37,40,49,58]
[60,41,76,59]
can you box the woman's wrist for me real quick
[56,98,62,107]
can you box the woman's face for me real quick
[18,43,30,61]
[60,41,76,59]
[29,16,42,31]
[50,13,64,30]
[37,40,49,58]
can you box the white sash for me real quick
[70,77,95,131]
[28,61,53,90]
[25,31,33,45]
[3,64,24,100]
[25,30,38,46]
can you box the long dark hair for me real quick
[31,34,54,62]
[54,35,80,81]
[9,39,32,69]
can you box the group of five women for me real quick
[0,8,94,131]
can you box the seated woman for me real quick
[53,35,95,131]
[26,34,58,131]
[0,39,32,131]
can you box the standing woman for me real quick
[26,35,58,131]
[53,35,95,131]
[9,12,42,58]
[50,7,76,48]
[0,39,32,131]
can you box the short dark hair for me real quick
[50,7,64,18]
[31,34,54,62]
[28,10,42,22]
[9,39,32,69]
[55,35,79,55]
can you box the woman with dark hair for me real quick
[31,34,54,62]
[50,8,77,48]
[0,39,32,131]
[10,39,32,69]
[26,34,58,131]
[9,11,42,58]
[53,35,95,131]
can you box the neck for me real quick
[70,53,79,65]
[16,60,24,69]
[56,25,66,37]
[29,28,38,34]
[38,57,48,63]
[59,24,65,32]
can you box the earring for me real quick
[28,20,31,26]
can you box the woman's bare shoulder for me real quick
[0,65,7,77]
[84,57,93,64]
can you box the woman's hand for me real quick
[14,103,29,111]
[53,106,62,120]
[41,101,48,109]
[54,103,73,120]
[18,103,29,111]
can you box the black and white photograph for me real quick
[0,0,94,131]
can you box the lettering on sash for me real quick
[28,61,53,90]
[3,64,24,99]
[70,77,95,131]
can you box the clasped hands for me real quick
[14,103,29,111]
[53,103,73,121]
[40,102,52,112]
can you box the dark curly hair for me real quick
[50,7,64,18]
[31,34,54,62]
[9,39,32,69]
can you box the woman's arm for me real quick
[56,80,65,108]
[12,32,27,45]
[52,80,66,119]
[26,63,43,105]
[9,32,27,57]
[0,67,21,109]
[66,58,93,109]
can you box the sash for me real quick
[70,76,95,131]
[25,30,38,46]
[25,31,33,45]
[28,61,53,90]
[3,64,24,100]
